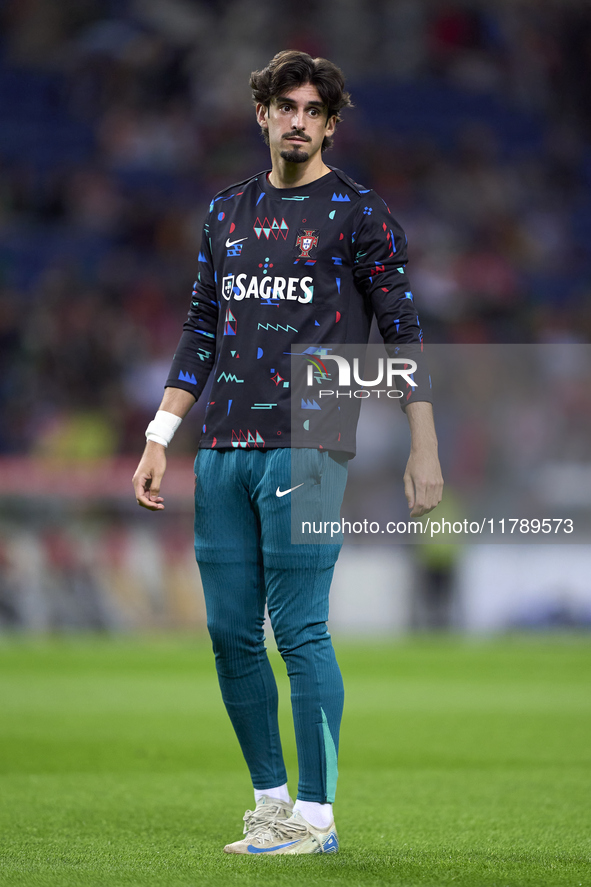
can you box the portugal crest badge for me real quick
[295,228,320,260]
[222,274,235,300]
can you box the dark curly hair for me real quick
[250,50,353,151]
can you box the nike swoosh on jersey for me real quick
[275,483,304,498]
[247,840,299,853]
[225,236,248,247]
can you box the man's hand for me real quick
[403,447,444,517]
[132,389,195,511]
[403,401,444,517]
[132,440,167,511]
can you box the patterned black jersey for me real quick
[166,167,431,457]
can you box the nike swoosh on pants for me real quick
[275,484,304,497]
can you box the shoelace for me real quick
[246,814,311,845]
[242,801,292,837]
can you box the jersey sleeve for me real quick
[165,215,219,400]
[352,192,432,408]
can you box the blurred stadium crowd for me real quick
[1,0,591,632]
[0,0,590,457]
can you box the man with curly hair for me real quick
[133,50,443,854]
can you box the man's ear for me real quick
[256,102,269,132]
[325,114,337,139]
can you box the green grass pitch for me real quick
[0,635,589,886]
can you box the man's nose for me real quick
[291,109,305,130]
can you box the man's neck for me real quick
[268,156,331,189]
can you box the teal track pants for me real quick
[194,448,348,802]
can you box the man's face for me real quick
[256,83,337,165]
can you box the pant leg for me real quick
[254,449,348,802]
[194,449,287,790]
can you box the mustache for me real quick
[282,130,311,142]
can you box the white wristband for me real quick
[145,410,183,448]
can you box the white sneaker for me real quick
[224,808,339,855]
[223,795,294,854]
